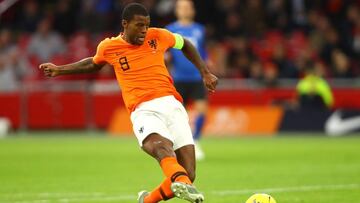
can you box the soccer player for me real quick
[166,0,209,160]
[39,3,217,203]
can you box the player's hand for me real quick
[39,63,61,77]
[203,72,218,93]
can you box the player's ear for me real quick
[122,19,128,28]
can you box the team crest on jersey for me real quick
[148,39,157,50]
[139,126,144,133]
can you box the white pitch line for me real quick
[212,183,360,196]
[0,193,105,198]
[11,195,135,203]
[2,183,359,203]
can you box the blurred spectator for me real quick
[289,0,308,28]
[226,37,253,78]
[0,0,358,83]
[296,61,334,110]
[153,0,175,19]
[271,44,299,78]
[266,0,290,32]
[0,65,18,91]
[53,0,77,37]
[349,7,360,61]
[249,60,263,81]
[307,11,330,53]
[141,0,161,26]
[293,45,317,76]
[320,27,342,65]
[15,0,41,33]
[67,32,93,61]
[77,0,106,33]
[27,17,66,63]
[331,49,354,78]
[263,62,279,87]
[206,41,227,77]
[223,11,245,38]
[353,30,360,66]
[95,0,114,14]
[215,0,240,14]
[241,0,267,36]
[0,29,29,91]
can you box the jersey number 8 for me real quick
[119,56,130,71]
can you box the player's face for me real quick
[175,0,195,21]
[123,15,150,45]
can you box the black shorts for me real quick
[174,81,207,105]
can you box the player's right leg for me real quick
[132,96,204,202]
[141,142,203,203]
[140,133,194,203]
[131,104,194,202]
[173,145,204,202]
[168,99,204,202]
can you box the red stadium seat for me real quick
[17,34,31,49]
[67,32,93,61]
[286,31,309,60]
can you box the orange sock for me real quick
[144,157,191,203]
[144,178,173,203]
[160,157,192,184]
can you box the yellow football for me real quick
[245,193,276,203]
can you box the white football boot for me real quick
[137,190,149,203]
[171,182,204,203]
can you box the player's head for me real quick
[121,3,150,45]
[175,0,195,22]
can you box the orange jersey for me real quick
[93,28,183,112]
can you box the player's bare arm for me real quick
[39,57,104,77]
[181,38,218,92]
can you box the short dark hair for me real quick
[122,3,149,21]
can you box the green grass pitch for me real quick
[0,131,359,203]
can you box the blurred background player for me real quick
[166,0,209,160]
